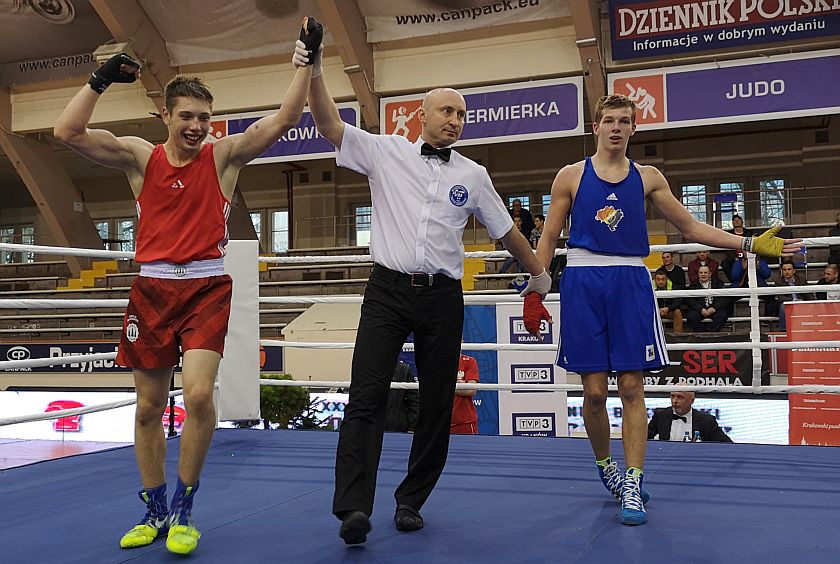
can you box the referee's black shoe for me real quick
[394,504,424,531]
[339,511,371,545]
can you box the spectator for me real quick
[385,362,419,433]
[816,264,840,300]
[509,199,535,241]
[451,353,479,434]
[652,268,683,334]
[721,215,755,282]
[648,385,733,442]
[687,250,719,285]
[660,251,686,289]
[730,251,774,317]
[767,260,815,330]
[829,212,840,266]
[729,251,771,288]
[499,217,525,274]
[530,214,545,249]
[685,265,732,332]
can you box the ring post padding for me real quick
[217,240,260,420]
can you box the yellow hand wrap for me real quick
[748,225,784,257]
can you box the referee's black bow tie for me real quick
[672,413,687,423]
[421,142,451,162]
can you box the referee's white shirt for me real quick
[336,124,513,280]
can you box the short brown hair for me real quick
[594,94,636,124]
[164,76,213,113]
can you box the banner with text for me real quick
[609,50,840,130]
[632,332,764,387]
[380,78,583,146]
[0,342,283,373]
[210,103,360,164]
[495,302,567,437]
[609,0,840,61]
[787,301,840,446]
[361,0,570,43]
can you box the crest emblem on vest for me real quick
[173,265,187,277]
[449,185,468,207]
[595,205,624,232]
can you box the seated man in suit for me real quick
[768,260,815,330]
[648,385,733,443]
[685,265,732,332]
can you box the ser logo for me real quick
[510,364,554,393]
[512,412,556,437]
[509,317,552,344]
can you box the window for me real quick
[354,205,371,247]
[717,182,744,230]
[507,195,530,209]
[95,221,109,240]
[541,194,551,218]
[250,211,262,246]
[681,184,707,224]
[117,218,136,252]
[0,224,35,264]
[759,179,786,225]
[271,210,289,253]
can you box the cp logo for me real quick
[7,346,31,361]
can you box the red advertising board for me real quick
[787,302,840,446]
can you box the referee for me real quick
[297,43,550,545]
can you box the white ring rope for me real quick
[0,388,183,427]
[259,340,840,351]
[258,237,840,263]
[0,352,117,370]
[0,299,128,309]
[3,237,839,265]
[259,379,840,394]
[0,242,134,260]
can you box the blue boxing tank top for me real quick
[567,156,650,257]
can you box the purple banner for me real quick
[218,104,359,164]
[380,78,583,146]
[460,83,580,141]
[667,53,840,121]
[610,0,840,61]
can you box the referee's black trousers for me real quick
[333,265,464,518]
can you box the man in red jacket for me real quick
[451,354,480,434]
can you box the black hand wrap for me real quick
[88,53,140,94]
[299,16,323,66]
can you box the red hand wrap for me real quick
[523,293,551,336]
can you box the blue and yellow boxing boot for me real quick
[597,456,650,504]
[166,478,201,555]
[119,484,169,548]
[620,467,647,525]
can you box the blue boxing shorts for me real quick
[556,249,668,373]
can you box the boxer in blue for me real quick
[519,94,799,525]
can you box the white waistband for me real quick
[139,258,225,279]
[565,248,646,267]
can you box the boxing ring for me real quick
[1,239,839,562]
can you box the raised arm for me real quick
[303,48,346,148]
[216,18,320,170]
[53,54,151,182]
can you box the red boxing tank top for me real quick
[134,144,230,264]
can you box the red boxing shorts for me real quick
[116,274,233,370]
